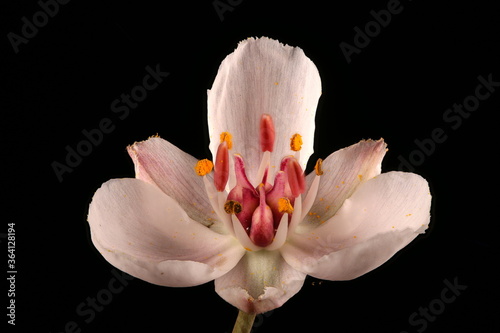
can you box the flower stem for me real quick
[232,310,256,333]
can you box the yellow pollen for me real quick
[290,133,303,151]
[220,132,233,150]
[224,200,242,214]
[278,198,294,214]
[314,158,324,176]
[194,159,213,176]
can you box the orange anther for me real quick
[278,198,294,214]
[194,159,213,176]
[290,133,303,151]
[220,132,233,150]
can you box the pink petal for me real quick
[127,136,220,230]
[88,178,245,287]
[300,139,387,232]
[281,171,431,280]
[215,250,306,314]
[207,37,322,184]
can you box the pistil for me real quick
[259,114,275,152]
[286,158,306,197]
[249,184,275,247]
[214,141,229,191]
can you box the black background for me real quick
[3,0,499,332]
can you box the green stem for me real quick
[232,310,256,333]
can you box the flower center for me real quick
[196,114,322,250]
[222,114,306,247]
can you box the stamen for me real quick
[288,194,302,233]
[260,114,275,152]
[266,213,289,251]
[314,158,324,176]
[301,174,320,222]
[278,198,294,214]
[220,132,233,150]
[255,151,271,187]
[224,200,242,214]
[231,215,262,252]
[214,141,229,192]
[290,133,303,151]
[201,176,233,236]
[194,159,213,176]
[286,158,306,197]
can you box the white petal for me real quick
[88,178,245,287]
[281,171,431,280]
[208,37,322,184]
[127,136,222,231]
[215,250,306,314]
[299,139,387,232]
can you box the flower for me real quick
[87,37,432,315]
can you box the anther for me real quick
[220,132,233,150]
[260,114,275,152]
[194,159,213,176]
[224,200,242,214]
[214,141,229,191]
[290,133,303,152]
[314,158,324,176]
[278,198,294,214]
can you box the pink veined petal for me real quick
[127,136,222,231]
[281,171,432,281]
[207,37,322,184]
[88,178,245,287]
[299,139,387,232]
[215,250,306,314]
